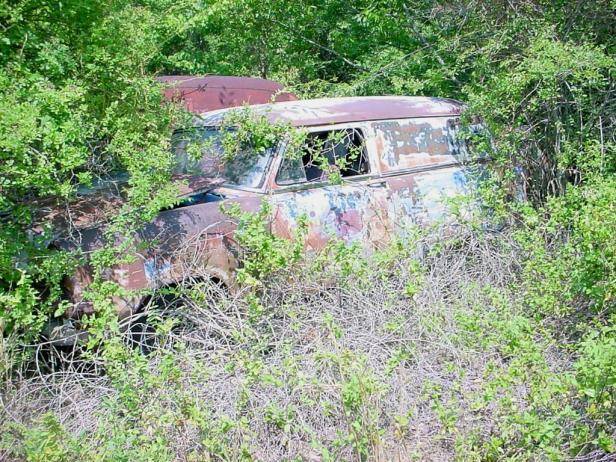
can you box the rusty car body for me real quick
[50,96,487,343]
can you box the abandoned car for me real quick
[49,96,487,343]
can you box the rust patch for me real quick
[158,75,297,113]
[33,175,223,237]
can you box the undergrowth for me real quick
[1,220,613,461]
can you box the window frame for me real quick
[370,116,477,176]
[272,123,375,191]
[171,126,279,194]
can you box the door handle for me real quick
[367,181,386,188]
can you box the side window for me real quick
[373,117,469,172]
[276,128,369,185]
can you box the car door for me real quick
[269,124,392,251]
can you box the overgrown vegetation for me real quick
[1,0,614,460]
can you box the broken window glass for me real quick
[276,128,369,185]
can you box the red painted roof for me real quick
[158,75,297,113]
[196,96,464,127]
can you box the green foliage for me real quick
[218,106,304,161]
[466,32,614,203]
[22,413,80,462]
[575,318,616,431]
[0,0,186,346]
[223,201,307,286]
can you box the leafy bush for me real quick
[0,0,185,353]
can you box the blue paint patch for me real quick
[144,257,172,283]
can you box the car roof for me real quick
[195,96,464,127]
[158,75,297,113]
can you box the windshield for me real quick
[172,127,274,189]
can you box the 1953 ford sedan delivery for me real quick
[49,96,487,342]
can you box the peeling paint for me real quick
[144,257,172,284]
